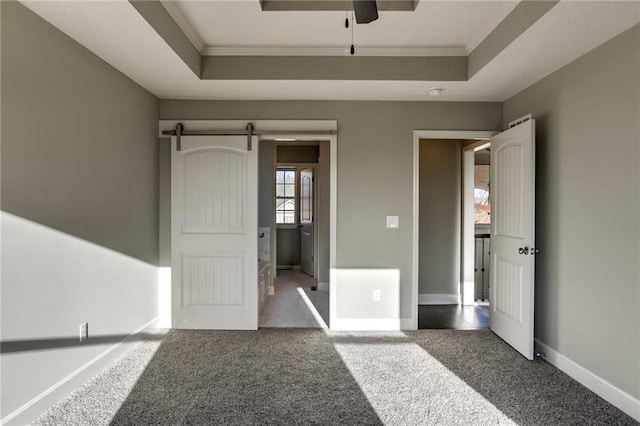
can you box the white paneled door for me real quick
[300,168,314,277]
[489,120,536,359]
[171,135,258,329]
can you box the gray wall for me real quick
[277,228,301,266]
[1,1,159,419]
[419,139,461,297]
[277,145,319,163]
[504,24,639,399]
[160,100,502,320]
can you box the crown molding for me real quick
[160,0,514,57]
[465,0,520,54]
[159,0,205,53]
[202,46,467,57]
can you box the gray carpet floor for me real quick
[259,270,329,328]
[33,329,636,425]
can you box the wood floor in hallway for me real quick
[418,304,489,330]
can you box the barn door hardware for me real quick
[162,123,336,152]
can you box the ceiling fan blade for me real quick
[353,0,378,24]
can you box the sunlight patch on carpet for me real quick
[331,336,514,425]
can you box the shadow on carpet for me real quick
[110,329,382,425]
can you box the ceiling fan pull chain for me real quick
[350,11,355,55]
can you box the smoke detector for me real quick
[428,87,443,96]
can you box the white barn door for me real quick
[489,119,536,359]
[171,135,258,330]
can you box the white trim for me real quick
[400,318,414,330]
[412,131,499,332]
[411,134,420,331]
[465,0,521,54]
[202,46,467,57]
[1,317,159,425]
[330,269,338,329]
[159,0,205,53]
[331,318,403,331]
[461,145,477,306]
[276,265,301,270]
[535,339,640,421]
[329,135,337,329]
[418,293,460,305]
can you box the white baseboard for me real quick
[418,293,460,305]
[2,317,159,426]
[535,339,640,421]
[331,317,414,331]
[276,265,300,270]
[331,317,403,331]
[317,281,329,291]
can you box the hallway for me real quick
[259,270,329,328]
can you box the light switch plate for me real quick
[386,216,399,229]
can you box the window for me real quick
[474,165,491,224]
[276,168,296,224]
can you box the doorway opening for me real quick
[258,141,330,328]
[471,146,491,305]
[415,137,491,330]
[413,120,536,359]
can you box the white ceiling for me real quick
[20,0,640,102]
[170,0,515,55]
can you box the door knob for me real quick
[518,247,529,255]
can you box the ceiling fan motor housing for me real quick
[353,0,378,24]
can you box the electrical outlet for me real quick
[373,289,381,302]
[79,322,88,342]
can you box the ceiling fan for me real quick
[353,0,378,24]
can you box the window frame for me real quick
[275,167,298,226]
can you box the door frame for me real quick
[271,159,319,278]
[160,120,337,329]
[411,130,498,330]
